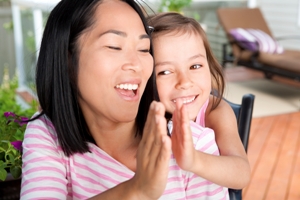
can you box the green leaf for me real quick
[14,129,24,141]
[0,147,6,154]
[0,168,7,181]
[6,152,15,164]
[10,166,21,179]
[0,160,7,172]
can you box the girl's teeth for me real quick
[173,96,196,104]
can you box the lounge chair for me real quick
[217,7,300,81]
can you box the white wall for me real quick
[256,0,300,50]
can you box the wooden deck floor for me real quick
[243,111,300,200]
[224,66,300,200]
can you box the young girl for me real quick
[148,12,250,194]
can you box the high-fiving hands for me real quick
[130,100,198,200]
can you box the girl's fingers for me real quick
[180,104,192,138]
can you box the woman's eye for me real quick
[190,64,201,70]
[158,70,171,75]
[108,46,121,50]
[139,49,150,53]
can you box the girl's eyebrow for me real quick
[190,54,206,60]
[155,53,206,67]
[99,29,150,39]
[155,61,173,67]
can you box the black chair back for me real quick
[225,94,255,152]
[225,93,255,200]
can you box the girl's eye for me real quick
[158,70,171,75]
[108,46,121,50]
[190,64,201,70]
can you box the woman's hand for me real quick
[171,99,196,172]
[132,101,172,200]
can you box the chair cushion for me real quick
[258,49,300,73]
[229,28,284,54]
[229,28,258,51]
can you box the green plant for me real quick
[0,76,37,181]
[158,0,193,13]
[0,112,28,181]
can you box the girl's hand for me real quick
[171,99,196,172]
[131,101,172,200]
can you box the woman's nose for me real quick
[122,50,141,72]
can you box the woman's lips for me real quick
[115,83,139,100]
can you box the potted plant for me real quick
[0,76,37,199]
[0,112,30,181]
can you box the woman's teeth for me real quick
[116,84,138,90]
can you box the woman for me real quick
[21,0,171,199]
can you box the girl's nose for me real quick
[175,72,193,90]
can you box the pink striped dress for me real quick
[21,108,228,199]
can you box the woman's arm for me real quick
[90,101,172,200]
[21,102,171,200]
[21,117,68,199]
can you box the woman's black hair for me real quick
[35,0,157,156]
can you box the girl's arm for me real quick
[171,97,250,189]
[202,96,251,189]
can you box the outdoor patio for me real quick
[224,66,300,200]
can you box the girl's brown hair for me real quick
[148,12,225,111]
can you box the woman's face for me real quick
[77,0,153,125]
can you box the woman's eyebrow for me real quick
[140,34,150,39]
[99,29,127,37]
[99,29,150,40]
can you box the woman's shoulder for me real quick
[24,112,59,146]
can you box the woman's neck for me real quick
[89,120,140,171]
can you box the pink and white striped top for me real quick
[21,110,228,199]
[167,99,229,199]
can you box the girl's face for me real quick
[153,32,211,121]
[77,0,153,125]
